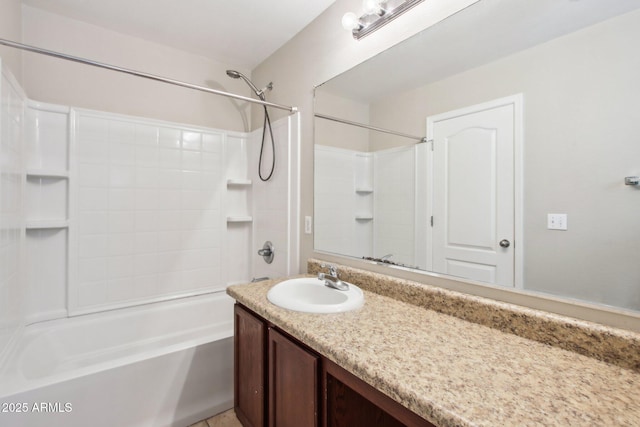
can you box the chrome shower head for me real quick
[225,69,271,100]
[225,70,276,181]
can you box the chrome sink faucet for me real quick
[318,264,349,291]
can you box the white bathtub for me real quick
[0,291,235,427]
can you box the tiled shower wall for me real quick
[70,111,230,314]
[0,61,26,360]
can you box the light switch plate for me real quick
[547,213,567,230]
[304,216,312,234]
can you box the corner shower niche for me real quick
[224,136,253,286]
[24,101,70,324]
[16,100,298,320]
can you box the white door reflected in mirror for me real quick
[428,95,522,287]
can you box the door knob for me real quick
[499,239,510,248]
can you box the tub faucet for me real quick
[318,264,349,291]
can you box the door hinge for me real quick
[430,216,434,227]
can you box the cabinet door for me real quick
[235,304,267,427]
[269,328,319,427]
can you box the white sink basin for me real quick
[267,277,364,313]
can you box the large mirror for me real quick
[314,0,640,312]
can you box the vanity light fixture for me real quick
[342,0,425,40]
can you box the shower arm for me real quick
[0,37,298,114]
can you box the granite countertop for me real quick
[227,276,640,427]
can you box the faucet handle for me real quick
[320,263,338,277]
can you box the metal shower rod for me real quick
[0,38,297,113]
[315,113,427,143]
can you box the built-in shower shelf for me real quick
[355,187,373,194]
[226,216,253,223]
[26,219,69,229]
[26,169,69,179]
[227,179,252,186]
[355,215,373,221]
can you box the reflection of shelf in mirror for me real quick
[26,219,69,229]
[26,169,69,179]
[226,216,253,223]
[355,215,373,221]
[355,187,373,194]
[227,179,252,186]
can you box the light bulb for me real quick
[362,0,383,15]
[341,12,360,30]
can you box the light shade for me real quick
[362,0,384,15]
[341,12,360,30]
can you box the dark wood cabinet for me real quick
[235,304,319,427]
[235,304,267,427]
[269,328,319,427]
[323,359,435,427]
[234,304,435,427]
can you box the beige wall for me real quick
[315,91,370,151]
[251,0,480,271]
[367,9,640,309]
[21,6,252,131]
[0,0,22,81]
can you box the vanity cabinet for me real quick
[234,304,434,427]
[235,304,267,427]
[269,328,319,426]
[235,304,318,427]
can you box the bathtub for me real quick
[0,291,234,427]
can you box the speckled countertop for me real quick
[227,272,640,426]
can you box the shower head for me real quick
[226,69,272,100]
[226,69,277,181]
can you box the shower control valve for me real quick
[258,241,274,264]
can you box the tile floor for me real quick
[188,409,243,427]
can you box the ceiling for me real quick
[318,0,640,102]
[22,0,337,69]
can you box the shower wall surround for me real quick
[71,110,232,314]
[315,144,427,268]
[0,58,299,328]
[0,61,26,361]
[250,116,300,281]
[373,145,422,267]
[315,145,366,257]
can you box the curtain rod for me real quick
[315,113,426,143]
[0,38,297,114]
